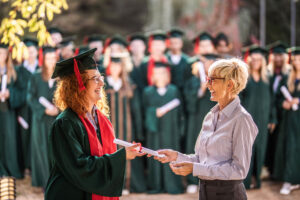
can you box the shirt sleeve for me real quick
[176,152,200,163]
[192,114,258,180]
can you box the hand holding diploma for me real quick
[125,143,146,160]
[150,149,178,163]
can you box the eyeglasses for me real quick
[87,76,104,84]
[206,77,225,85]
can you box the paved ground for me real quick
[16,175,300,200]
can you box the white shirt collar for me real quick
[157,87,167,96]
[107,76,122,91]
[23,59,38,74]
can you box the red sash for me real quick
[78,110,119,200]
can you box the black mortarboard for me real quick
[23,37,38,47]
[87,34,105,43]
[111,57,122,63]
[215,32,229,45]
[48,27,63,35]
[249,45,268,55]
[267,41,288,54]
[108,35,128,47]
[193,32,214,43]
[42,46,57,54]
[202,53,220,60]
[0,43,8,49]
[168,28,184,38]
[127,33,147,43]
[148,30,167,41]
[154,61,171,68]
[288,47,300,55]
[59,36,75,48]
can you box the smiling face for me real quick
[169,37,183,52]
[129,40,146,56]
[250,53,263,72]
[206,74,227,102]
[44,52,57,71]
[151,40,166,56]
[89,41,103,60]
[85,69,104,104]
[198,40,215,55]
[153,67,170,88]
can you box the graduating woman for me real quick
[104,54,146,193]
[45,48,144,200]
[273,47,300,195]
[241,46,276,189]
[27,46,59,187]
[0,43,23,178]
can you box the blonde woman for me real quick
[240,46,276,189]
[273,47,300,195]
[45,48,144,200]
[152,58,258,200]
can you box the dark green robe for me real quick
[0,75,23,178]
[240,77,276,189]
[105,79,146,192]
[97,57,106,76]
[143,84,184,194]
[45,108,126,200]
[27,71,57,187]
[273,80,300,184]
[12,64,39,169]
[183,76,216,185]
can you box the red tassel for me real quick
[74,48,79,56]
[106,59,111,76]
[268,49,273,64]
[8,46,13,53]
[194,38,199,55]
[148,36,153,54]
[166,38,170,49]
[38,48,43,67]
[288,51,292,64]
[73,58,86,91]
[244,49,249,62]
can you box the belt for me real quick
[199,179,242,186]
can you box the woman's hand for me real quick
[169,162,193,176]
[125,144,146,160]
[282,100,292,110]
[0,89,10,100]
[45,107,59,116]
[149,149,178,163]
[292,98,300,105]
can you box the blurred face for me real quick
[89,41,103,60]
[250,53,263,72]
[0,48,8,65]
[273,53,285,68]
[85,69,104,103]
[203,59,214,74]
[44,52,57,71]
[216,40,230,54]
[169,37,183,52]
[129,40,146,55]
[151,40,166,56]
[292,55,300,72]
[153,67,170,87]
[51,33,63,46]
[27,46,38,61]
[206,73,227,102]
[110,62,122,78]
[198,40,215,55]
[61,44,74,59]
[110,43,124,54]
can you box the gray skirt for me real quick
[199,179,247,200]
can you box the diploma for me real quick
[280,86,298,111]
[17,116,29,130]
[157,98,180,114]
[114,139,165,158]
[197,61,206,83]
[39,96,55,110]
[1,74,7,102]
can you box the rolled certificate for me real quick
[17,116,29,130]
[39,96,55,110]
[197,62,206,83]
[1,75,7,102]
[280,86,298,111]
[114,139,165,158]
[158,98,180,114]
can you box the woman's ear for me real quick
[227,79,234,92]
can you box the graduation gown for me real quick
[105,79,146,192]
[240,77,276,189]
[44,108,126,200]
[143,84,184,194]
[273,81,300,184]
[0,75,23,178]
[27,71,57,187]
[97,57,106,76]
[12,64,38,169]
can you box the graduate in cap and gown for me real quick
[214,32,232,58]
[47,27,63,47]
[273,47,300,195]
[27,46,59,187]
[240,46,277,189]
[45,48,144,200]
[87,34,105,75]
[13,37,40,170]
[183,54,218,193]
[0,43,23,178]
[59,36,76,61]
[143,62,184,194]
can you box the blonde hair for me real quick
[267,53,291,75]
[287,55,300,93]
[208,58,249,95]
[247,54,269,83]
[0,49,16,84]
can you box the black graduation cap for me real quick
[267,41,288,54]
[215,32,229,45]
[23,37,38,47]
[87,34,105,43]
[59,36,75,48]
[202,53,220,60]
[288,47,300,55]
[148,30,167,41]
[48,26,63,35]
[249,45,268,55]
[42,46,57,54]
[168,28,184,38]
[111,57,122,63]
[154,61,171,68]
[127,33,147,43]
[193,32,214,43]
[0,43,8,49]
[107,35,128,47]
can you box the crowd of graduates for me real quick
[0,26,300,196]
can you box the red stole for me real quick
[78,110,119,200]
[147,56,169,85]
